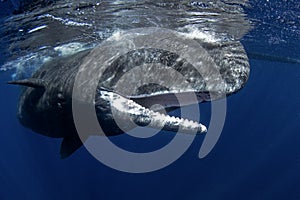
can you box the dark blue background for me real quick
[1,1,300,199]
[1,45,300,200]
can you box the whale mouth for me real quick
[95,89,207,136]
[8,77,208,135]
[72,26,248,142]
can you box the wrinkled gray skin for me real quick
[9,35,249,158]
[6,0,251,158]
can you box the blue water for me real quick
[1,1,300,200]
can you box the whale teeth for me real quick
[101,90,207,134]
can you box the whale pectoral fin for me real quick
[60,135,83,159]
[7,78,46,89]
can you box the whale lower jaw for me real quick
[96,90,207,135]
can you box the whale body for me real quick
[9,28,250,158]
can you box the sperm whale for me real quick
[9,28,249,158]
